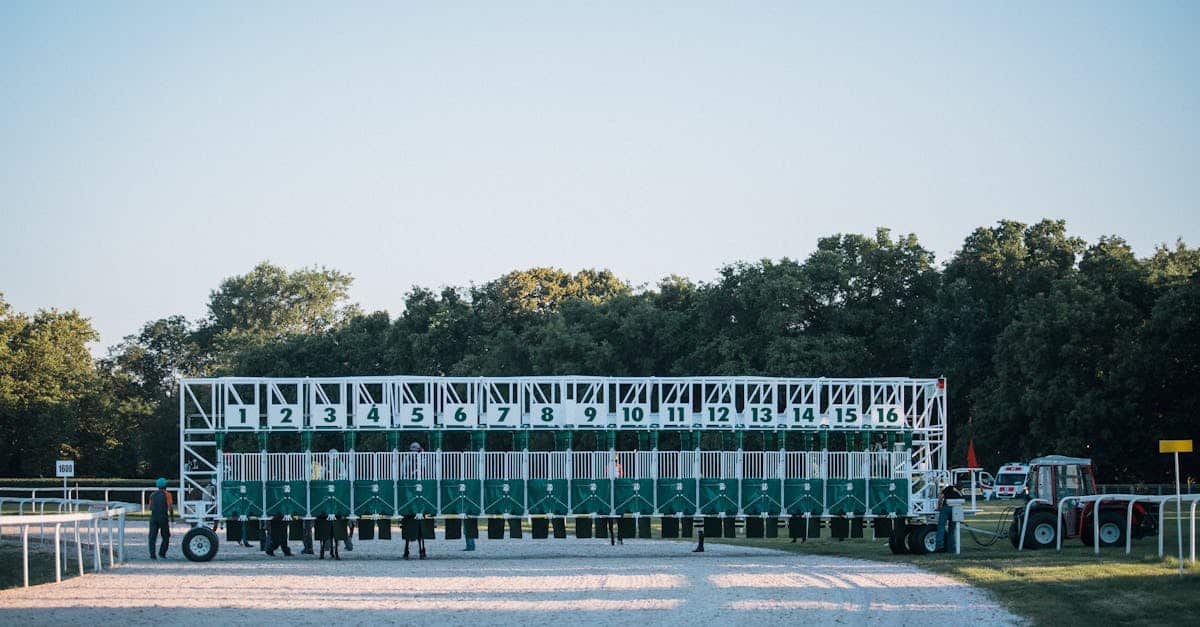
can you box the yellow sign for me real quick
[1159,440,1193,454]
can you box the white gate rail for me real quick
[0,497,136,588]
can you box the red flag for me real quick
[966,439,979,468]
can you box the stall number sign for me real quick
[56,460,75,478]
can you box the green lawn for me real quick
[0,543,81,590]
[709,502,1200,626]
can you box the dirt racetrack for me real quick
[0,521,1016,625]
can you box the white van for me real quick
[985,463,1029,500]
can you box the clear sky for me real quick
[1,1,1197,352]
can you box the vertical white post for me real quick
[118,510,126,563]
[92,520,102,572]
[74,521,83,575]
[21,525,29,588]
[54,523,62,583]
[1175,452,1184,577]
[107,515,115,567]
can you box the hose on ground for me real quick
[967,507,1016,547]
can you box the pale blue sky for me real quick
[1,1,1197,351]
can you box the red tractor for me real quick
[1008,456,1158,549]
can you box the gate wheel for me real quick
[183,526,219,562]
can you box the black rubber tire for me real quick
[907,524,936,555]
[889,525,910,554]
[1009,519,1021,549]
[1081,510,1126,548]
[1022,511,1058,550]
[182,526,219,562]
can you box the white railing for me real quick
[0,497,135,588]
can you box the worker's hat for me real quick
[409,442,422,452]
[156,477,167,488]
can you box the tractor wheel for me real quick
[907,524,937,555]
[888,525,910,555]
[1081,510,1126,548]
[182,526,219,562]
[1022,511,1058,550]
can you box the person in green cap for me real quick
[149,477,174,559]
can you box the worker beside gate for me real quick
[148,477,174,559]
[935,482,963,553]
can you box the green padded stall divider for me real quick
[788,516,821,540]
[267,481,308,517]
[315,518,331,541]
[307,480,351,517]
[354,480,397,516]
[613,479,655,515]
[508,518,523,539]
[681,517,694,538]
[440,480,483,516]
[402,517,421,540]
[873,517,894,539]
[552,517,567,538]
[484,481,526,515]
[397,480,438,515]
[334,518,349,541]
[221,482,264,518]
[463,517,478,539]
[850,518,865,538]
[699,480,740,515]
[702,516,722,538]
[487,517,505,539]
[444,517,462,540]
[746,517,765,538]
[830,518,849,539]
[288,519,304,539]
[226,519,243,543]
[618,516,635,538]
[826,479,868,515]
[656,479,697,515]
[869,479,909,515]
[808,517,821,538]
[783,479,824,515]
[722,517,736,538]
[527,479,570,515]
[740,479,783,515]
[575,517,593,539]
[637,517,651,539]
[358,519,375,540]
[661,517,679,538]
[377,519,392,540]
[766,516,780,538]
[531,517,549,539]
[595,518,608,538]
[423,518,435,538]
[570,480,612,515]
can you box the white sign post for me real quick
[1159,440,1193,578]
[56,460,75,501]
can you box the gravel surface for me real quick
[0,521,1017,626]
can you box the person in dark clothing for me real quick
[935,483,964,553]
[265,515,293,556]
[148,477,173,559]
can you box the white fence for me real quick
[0,497,135,588]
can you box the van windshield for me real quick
[996,473,1025,486]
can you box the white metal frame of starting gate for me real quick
[180,376,947,523]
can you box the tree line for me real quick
[2,219,1197,482]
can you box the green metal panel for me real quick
[220,481,264,518]
[353,480,396,516]
[570,478,612,514]
[308,480,351,516]
[826,478,868,515]
[483,479,526,515]
[699,478,740,515]
[784,479,824,515]
[869,479,909,515]
[613,478,654,515]
[440,479,482,515]
[527,479,570,515]
[266,480,308,516]
[740,478,782,515]
[397,480,438,515]
[655,478,697,515]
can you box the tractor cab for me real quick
[1011,455,1157,550]
[1023,456,1096,537]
